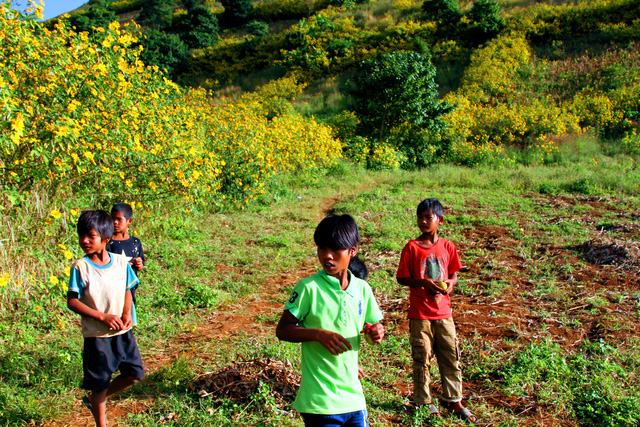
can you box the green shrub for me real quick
[138,29,190,77]
[465,0,504,43]
[422,0,461,26]
[220,0,253,27]
[244,20,269,36]
[172,5,219,48]
[341,51,452,167]
[66,0,116,34]
[184,282,218,308]
[564,178,593,195]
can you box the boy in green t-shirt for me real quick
[276,214,384,426]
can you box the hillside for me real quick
[55,0,640,170]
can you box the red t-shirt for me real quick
[396,239,462,320]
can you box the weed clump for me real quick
[189,358,299,404]
[575,236,640,270]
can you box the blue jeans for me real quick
[301,409,369,427]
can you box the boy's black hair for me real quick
[314,214,360,250]
[349,255,368,280]
[417,198,444,218]
[77,210,114,239]
[111,202,133,220]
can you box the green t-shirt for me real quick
[284,270,383,414]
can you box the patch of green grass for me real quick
[3,151,640,426]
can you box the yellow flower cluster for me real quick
[0,273,9,288]
[442,33,583,164]
[0,1,341,209]
[342,136,403,170]
[621,130,640,154]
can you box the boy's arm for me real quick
[121,289,133,329]
[276,310,352,355]
[134,239,145,270]
[398,272,458,294]
[397,277,444,294]
[67,293,125,331]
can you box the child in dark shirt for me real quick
[107,203,145,304]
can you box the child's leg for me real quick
[105,375,139,399]
[89,389,108,427]
[409,319,435,405]
[433,317,462,403]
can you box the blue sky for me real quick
[10,0,88,20]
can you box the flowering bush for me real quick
[442,32,581,163]
[0,2,340,210]
[0,1,341,312]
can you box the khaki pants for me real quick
[410,317,462,405]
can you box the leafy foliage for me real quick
[465,0,504,44]
[500,341,640,426]
[137,0,176,30]
[252,0,330,22]
[138,29,189,77]
[220,0,254,28]
[0,3,340,210]
[422,0,461,26]
[66,0,116,33]
[244,20,269,36]
[172,4,220,48]
[342,51,452,168]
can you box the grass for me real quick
[1,145,639,425]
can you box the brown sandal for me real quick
[454,407,478,424]
[428,404,442,418]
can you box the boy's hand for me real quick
[425,278,443,295]
[122,312,133,330]
[316,329,352,355]
[358,364,365,379]
[101,313,124,331]
[440,280,453,295]
[132,257,144,270]
[363,322,384,344]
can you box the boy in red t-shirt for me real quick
[396,198,477,423]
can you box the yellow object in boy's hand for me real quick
[438,281,448,290]
[362,323,374,345]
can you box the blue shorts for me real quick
[300,409,369,427]
[82,330,145,391]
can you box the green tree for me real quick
[220,0,253,28]
[67,0,116,33]
[342,51,452,167]
[343,51,452,141]
[466,0,504,43]
[172,5,219,48]
[138,29,189,77]
[137,0,176,30]
[422,0,461,26]
[244,20,269,36]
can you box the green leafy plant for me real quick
[422,0,461,27]
[465,0,504,44]
[220,0,253,28]
[341,51,453,168]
